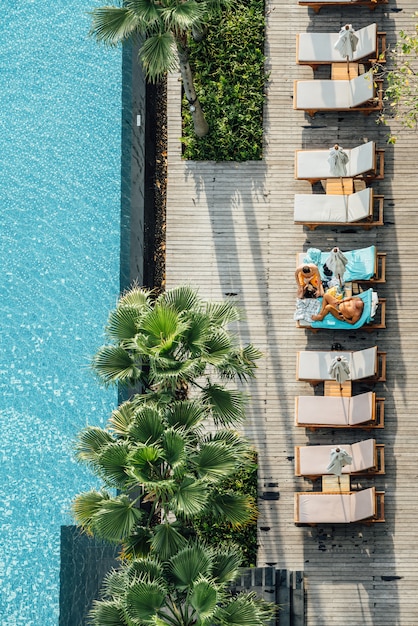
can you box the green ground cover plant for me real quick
[182,0,266,161]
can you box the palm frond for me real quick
[120,526,153,559]
[160,0,206,32]
[72,489,110,531]
[192,442,238,481]
[89,7,140,46]
[157,285,201,313]
[139,32,178,82]
[205,300,242,326]
[216,344,263,381]
[118,285,152,308]
[201,384,247,426]
[151,522,187,560]
[91,345,141,385]
[165,400,207,431]
[92,494,143,543]
[139,305,188,352]
[161,429,186,467]
[128,406,165,444]
[189,576,219,618]
[181,312,211,356]
[74,426,114,466]
[108,400,137,436]
[101,569,129,600]
[126,556,163,583]
[125,581,166,623]
[128,444,164,481]
[207,493,256,528]
[148,355,204,388]
[169,475,208,517]
[126,0,161,30]
[88,599,126,626]
[168,543,212,588]
[216,591,276,626]
[211,547,242,584]
[97,441,132,488]
[106,306,141,342]
[203,329,233,365]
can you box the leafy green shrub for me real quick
[193,453,258,566]
[182,0,266,161]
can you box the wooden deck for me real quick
[165,2,417,624]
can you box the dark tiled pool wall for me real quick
[59,526,119,626]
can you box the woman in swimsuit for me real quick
[312,293,364,324]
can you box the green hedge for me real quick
[181,0,266,162]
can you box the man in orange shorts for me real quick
[295,264,324,299]
[312,293,364,324]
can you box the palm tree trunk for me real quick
[176,44,209,138]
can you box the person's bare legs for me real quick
[312,293,340,321]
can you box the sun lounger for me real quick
[297,245,386,283]
[295,288,386,331]
[296,346,386,383]
[295,439,385,478]
[294,187,384,229]
[293,71,383,117]
[294,487,385,525]
[296,25,386,68]
[295,392,385,429]
[297,0,388,14]
[295,141,384,183]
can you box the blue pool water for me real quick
[0,1,122,623]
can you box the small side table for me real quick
[322,474,350,492]
[326,178,354,195]
[331,63,359,80]
[324,380,352,397]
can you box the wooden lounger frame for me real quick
[297,0,388,14]
[294,491,385,526]
[296,193,384,230]
[293,79,384,118]
[296,32,387,70]
[295,350,387,384]
[295,394,385,430]
[296,297,386,332]
[294,443,385,478]
[295,148,385,184]
[295,250,386,283]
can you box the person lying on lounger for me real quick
[295,264,324,298]
[312,293,364,324]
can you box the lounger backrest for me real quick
[296,493,351,523]
[349,70,375,107]
[297,24,377,63]
[350,439,375,472]
[294,188,372,224]
[296,396,350,425]
[349,391,374,425]
[348,141,375,176]
[351,347,377,379]
[350,487,376,521]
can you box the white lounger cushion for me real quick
[295,141,375,179]
[294,187,372,223]
[297,439,375,475]
[294,70,375,110]
[296,347,377,381]
[295,392,374,426]
[295,487,375,523]
[297,24,377,63]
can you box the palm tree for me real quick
[88,541,275,626]
[91,285,262,423]
[89,0,233,137]
[72,397,257,552]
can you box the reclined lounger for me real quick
[296,346,386,383]
[294,487,385,525]
[295,439,385,477]
[295,141,384,182]
[295,288,386,331]
[293,71,383,117]
[297,0,388,14]
[296,24,386,67]
[294,187,384,229]
[297,245,386,283]
[295,392,385,429]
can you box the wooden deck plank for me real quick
[165,1,416,623]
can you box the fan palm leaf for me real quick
[126,556,163,584]
[157,285,201,314]
[202,329,233,365]
[101,569,129,600]
[92,494,143,543]
[97,441,132,488]
[72,489,110,530]
[204,301,242,326]
[210,548,242,584]
[89,6,140,46]
[189,576,219,618]
[191,442,238,482]
[120,526,153,559]
[106,306,141,342]
[215,592,275,625]
[118,285,152,309]
[168,543,212,588]
[139,31,178,82]
[161,429,186,468]
[216,344,263,381]
[151,523,187,561]
[169,475,208,517]
[92,345,141,385]
[207,493,256,527]
[140,305,189,352]
[128,406,165,444]
[165,400,207,431]
[108,400,137,436]
[148,355,204,388]
[88,599,126,626]
[201,384,247,426]
[160,0,206,32]
[180,312,211,357]
[128,444,164,482]
[74,426,114,466]
[125,581,166,623]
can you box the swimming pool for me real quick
[0,1,122,623]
